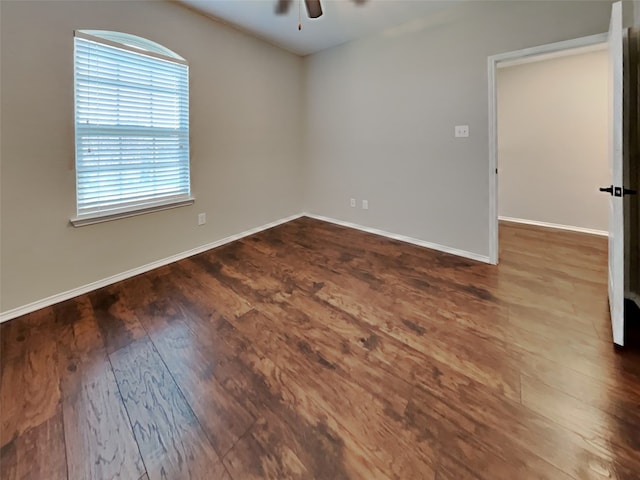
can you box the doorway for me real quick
[488,23,640,346]
[496,45,609,238]
[487,33,608,264]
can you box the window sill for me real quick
[70,197,195,227]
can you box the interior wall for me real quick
[0,0,304,314]
[497,49,609,232]
[303,0,614,258]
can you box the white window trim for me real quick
[74,30,188,66]
[70,196,195,227]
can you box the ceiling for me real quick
[179,0,467,56]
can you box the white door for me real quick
[606,1,625,346]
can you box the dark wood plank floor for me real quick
[2,217,640,479]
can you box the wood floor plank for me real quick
[225,309,438,480]
[188,310,398,480]
[521,373,640,474]
[89,285,147,354]
[0,408,67,480]
[411,365,638,480]
[408,384,575,480]
[436,453,484,480]
[0,309,60,447]
[205,239,522,401]
[254,226,604,367]
[119,271,276,460]
[170,258,254,319]
[138,304,257,457]
[179,308,365,479]
[313,276,522,400]
[55,297,145,480]
[517,347,640,417]
[109,336,228,480]
[222,415,313,480]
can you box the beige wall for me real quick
[0,0,303,313]
[497,49,609,232]
[303,1,613,257]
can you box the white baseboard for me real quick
[304,213,490,264]
[498,216,608,237]
[0,213,304,323]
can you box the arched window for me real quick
[72,30,191,226]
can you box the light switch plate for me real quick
[455,125,469,138]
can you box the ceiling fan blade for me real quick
[275,0,292,15]
[305,0,323,18]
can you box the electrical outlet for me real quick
[455,125,469,138]
[362,200,369,210]
[350,198,356,208]
[198,213,206,225]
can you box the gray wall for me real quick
[303,1,614,258]
[497,49,609,233]
[0,0,304,313]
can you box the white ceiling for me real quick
[179,0,466,56]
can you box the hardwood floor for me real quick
[1,217,640,479]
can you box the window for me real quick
[72,30,191,226]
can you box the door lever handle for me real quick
[623,188,637,196]
[599,185,614,194]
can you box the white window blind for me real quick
[73,31,191,224]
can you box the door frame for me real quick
[487,33,608,264]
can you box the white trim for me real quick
[498,216,608,237]
[74,30,188,65]
[70,197,195,227]
[488,33,608,266]
[0,213,304,323]
[496,42,607,69]
[489,33,608,66]
[304,213,490,264]
[488,54,499,265]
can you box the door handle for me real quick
[623,188,637,196]
[599,185,614,194]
